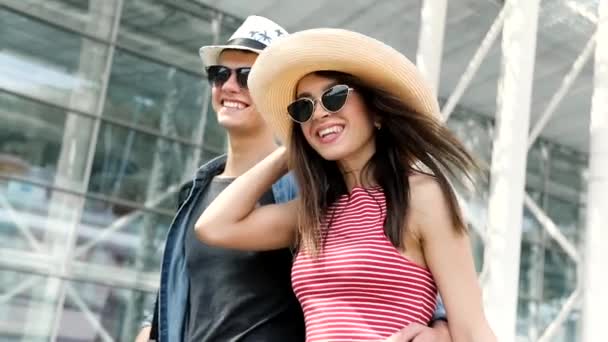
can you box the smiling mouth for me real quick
[317,125,344,142]
[222,100,248,110]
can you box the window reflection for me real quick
[0,270,57,341]
[0,8,108,113]
[2,0,118,40]
[56,279,156,341]
[103,49,209,143]
[75,197,173,273]
[88,122,199,210]
[0,91,98,187]
[118,0,225,73]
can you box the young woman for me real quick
[196,28,496,342]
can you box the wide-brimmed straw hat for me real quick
[199,15,288,67]
[248,28,440,143]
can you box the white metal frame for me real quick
[582,1,608,341]
[416,0,447,95]
[441,4,508,121]
[0,1,231,339]
[1,0,604,341]
[434,1,602,340]
[481,2,541,340]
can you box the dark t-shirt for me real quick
[184,177,305,341]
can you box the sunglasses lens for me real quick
[236,68,251,89]
[322,85,350,112]
[206,66,230,87]
[288,99,314,123]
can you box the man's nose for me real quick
[220,72,240,92]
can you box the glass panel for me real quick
[55,280,156,342]
[542,245,576,303]
[0,91,95,186]
[522,206,542,242]
[550,309,581,342]
[88,122,199,210]
[537,243,577,335]
[526,142,548,189]
[102,49,210,144]
[0,8,109,113]
[447,113,493,163]
[516,297,540,342]
[202,99,226,156]
[74,197,172,273]
[118,0,220,73]
[440,0,503,121]
[0,270,59,341]
[219,15,242,43]
[2,0,118,40]
[545,195,580,243]
[549,147,584,192]
[518,241,543,298]
[522,189,543,242]
[0,178,86,254]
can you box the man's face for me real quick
[211,50,266,134]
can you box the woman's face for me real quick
[294,73,377,170]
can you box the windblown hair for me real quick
[289,71,479,256]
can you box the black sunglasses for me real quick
[287,84,354,123]
[206,65,251,89]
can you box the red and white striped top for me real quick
[292,186,437,342]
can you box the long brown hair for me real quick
[289,71,479,256]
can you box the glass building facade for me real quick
[0,0,591,341]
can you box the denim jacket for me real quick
[145,154,445,341]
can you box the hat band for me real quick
[226,38,267,51]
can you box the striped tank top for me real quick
[292,186,437,341]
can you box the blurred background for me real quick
[0,0,605,341]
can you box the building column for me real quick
[481,1,540,341]
[582,1,608,341]
[416,0,447,95]
[40,0,124,340]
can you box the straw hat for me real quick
[248,28,440,143]
[199,15,288,67]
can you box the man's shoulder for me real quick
[174,155,228,209]
[272,172,298,203]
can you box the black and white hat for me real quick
[199,15,289,67]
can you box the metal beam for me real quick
[482,1,540,340]
[0,249,159,292]
[416,0,447,95]
[65,284,115,342]
[523,194,580,263]
[0,276,42,305]
[528,33,597,149]
[0,193,43,252]
[47,1,125,340]
[441,4,508,120]
[538,288,582,342]
[582,1,608,341]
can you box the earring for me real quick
[374,122,382,130]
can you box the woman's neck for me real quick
[341,167,378,191]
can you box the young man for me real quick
[137,16,452,342]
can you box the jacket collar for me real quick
[195,154,227,181]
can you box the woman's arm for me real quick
[410,174,496,342]
[195,146,298,251]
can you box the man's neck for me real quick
[221,130,278,177]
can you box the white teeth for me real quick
[318,125,343,138]
[223,100,246,109]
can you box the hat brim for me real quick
[248,28,440,144]
[199,45,263,68]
